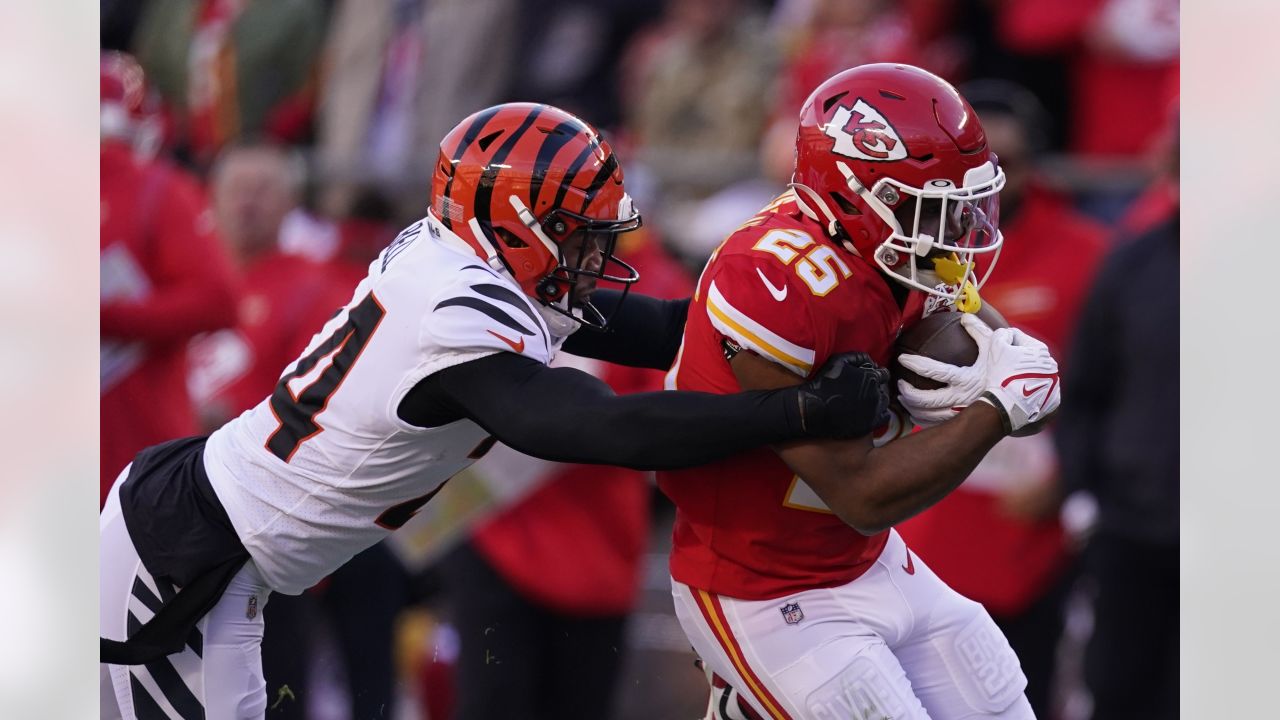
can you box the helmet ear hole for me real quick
[493,226,528,249]
[828,192,860,215]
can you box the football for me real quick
[891,304,1008,391]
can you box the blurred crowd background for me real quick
[100,0,1179,718]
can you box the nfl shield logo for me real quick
[780,602,804,625]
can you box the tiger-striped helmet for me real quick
[430,103,641,330]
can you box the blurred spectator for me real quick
[896,79,1110,718]
[186,142,350,428]
[1116,100,1180,238]
[770,0,964,123]
[621,0,778,206]
[504,0,665,131]
[131,0,327,167]
[323,189,402,294]
[317,0,519,219]
[997,0,1179,161]
[100,51,237,505]
[1055,121,1179,720]
[189,141,410,720]
[439,231,693,720]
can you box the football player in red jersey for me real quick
[659,65,1060,719]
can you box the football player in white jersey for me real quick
[99,103,895,719]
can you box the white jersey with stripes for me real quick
[203,212,554,594]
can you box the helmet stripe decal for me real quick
[578,152,619,213]
[550,142,598,214]
[528,119,587,210]
[472,105,545,241]
[440,105,504,230]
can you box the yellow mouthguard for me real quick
[932,254,982,313]
[955,281,982,313]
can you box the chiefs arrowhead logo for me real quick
[824,98,908,162]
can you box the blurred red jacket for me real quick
[187,250,355,427]
[100,142,238,504]
[999,0,1179,157]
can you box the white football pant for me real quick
[673,530,1035,719]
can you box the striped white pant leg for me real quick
[100,473,271,719]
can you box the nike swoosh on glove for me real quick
[973,325,1061,437]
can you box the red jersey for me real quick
[187,251,356,425]
[100,143,238,503]
[659,193,902,600]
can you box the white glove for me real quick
[897,313,1061,436]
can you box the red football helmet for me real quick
[791,64,1005,303]
[430,103,641,330]
[100,51,147,140]
[101,51,162,155]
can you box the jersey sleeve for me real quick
[420,267,553,375]
[702,250,820,377]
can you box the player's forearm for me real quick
[490,385,807,470]
[421,352,807,470]
[560,290,689,370]
[843,403,1005,534]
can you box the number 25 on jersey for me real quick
[752,229,852,296]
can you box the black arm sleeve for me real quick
[399,352,805,470]
[560,290,690,370]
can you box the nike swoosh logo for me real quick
[756,268,788,302]
[487,329,526,353]
[902,549,916,575]
[1022,381,1052,398]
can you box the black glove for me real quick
[791,352,892,439]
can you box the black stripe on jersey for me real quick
[529,119,586,208]
[473,105,544,240]
[470,283,540,328]
[130,673,172,720]
[144,656,204,719]
[579,152,619,213]
[441,105,503,231]
[132,576,163,614]
[128,610,144,637]
[551,141,598,214]
[434,297,534,336]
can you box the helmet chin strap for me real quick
[508,195,561,259]
[787,183,840,237]
[466,216,511,274]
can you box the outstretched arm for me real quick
[398,350,888,471]
[560,290,690,370]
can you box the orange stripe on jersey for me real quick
[694,589,793,720]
